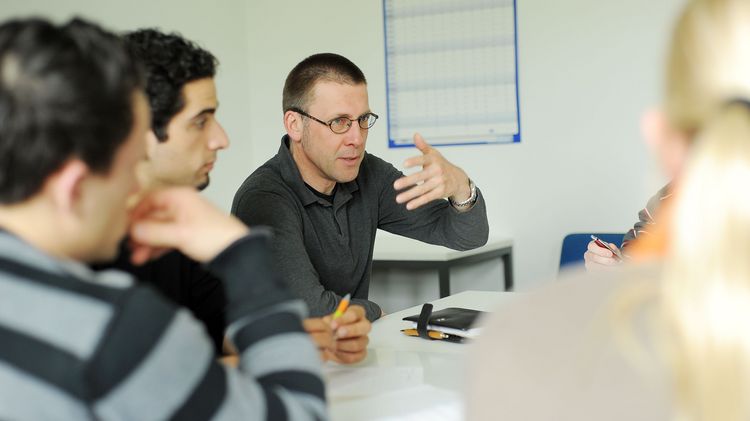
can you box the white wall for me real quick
[1,1,684,304]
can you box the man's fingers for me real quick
[128,238,170,262]
[335,317,371,339]
[129,245,153,266]
[393,168,431,192]
[129,244,171,266]
[413,133,431,153]
[128,190,185,249]
[586,240,614,257]
[330,305,365,325]
[584,250,618,265]
[395,177,441,205]
[309,331,335,349]
[130,221,183,249]
[401,154,429,171]
[336,324,370,340]
[335,336,369,353]
[585,255,621,271]
[404,185,444,210]
[331,306,371,338]
[303,318,334,349]
[303,317,330,332]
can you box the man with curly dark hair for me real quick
[95,29,231,354]
[126,28,228,191]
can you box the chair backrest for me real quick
[559,233,624,270]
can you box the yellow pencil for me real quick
[401,328,465,343]
[401,328,447,340]
[332,293,351,320]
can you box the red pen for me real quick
[590,235,623,261]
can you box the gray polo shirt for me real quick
[232,136,489,320]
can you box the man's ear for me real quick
[284,110,303,143]
[47,159,89,214]
[145,129,160,160]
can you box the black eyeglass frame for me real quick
[287,107,379,134]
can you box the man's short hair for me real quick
[124,29,217,142]
[282,53,367,112]
[0,17,144,204]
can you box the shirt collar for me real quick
[276,135,360,208]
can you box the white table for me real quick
[372,235,514,297]
[325,290,518,421]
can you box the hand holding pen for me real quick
[584,235,623,271]
[590,235,623,260]
[323,294,372,364]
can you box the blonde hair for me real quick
[661,106,750,421]
[665,0,750,132]
[620,1,750,420]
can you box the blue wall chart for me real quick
[384,0,521,147]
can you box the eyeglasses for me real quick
[288,107,379,134]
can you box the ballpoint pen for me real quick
[590,235,623,261]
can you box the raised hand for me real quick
[393,133,472,210]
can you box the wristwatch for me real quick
[449,179,477,210]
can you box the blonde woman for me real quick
[467,0,750,420]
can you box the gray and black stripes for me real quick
[0,230,328,420]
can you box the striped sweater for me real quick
[0,229,327,420]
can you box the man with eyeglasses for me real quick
[232,53,489,321]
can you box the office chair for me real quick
[559,233,624,271]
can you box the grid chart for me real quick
[383,0,520,147]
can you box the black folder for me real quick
[403,306,485,335]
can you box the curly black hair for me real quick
[0,17,144,204]
[123,29,217,142]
